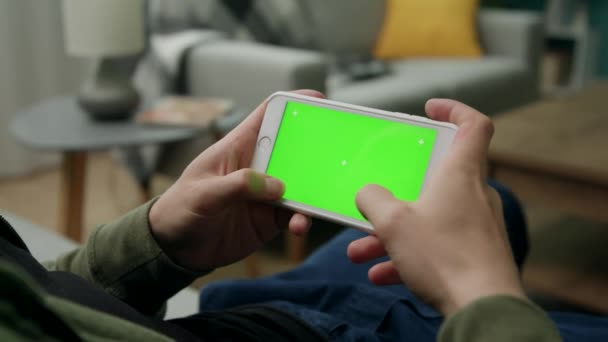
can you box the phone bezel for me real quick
[251,92,457,233]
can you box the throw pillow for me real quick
[374,0,482,59]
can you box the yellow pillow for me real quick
[374,0,482,59]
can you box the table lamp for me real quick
[62,0,145,121]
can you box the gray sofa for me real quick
[174,6,544,117]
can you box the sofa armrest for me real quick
[2,211,77,261]
[185,41,327,110]
[478,9,544,73]
[1,210,200,319]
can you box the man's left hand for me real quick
[148,90,323,271]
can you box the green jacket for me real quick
[0,202,562,341]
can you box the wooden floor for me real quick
[1,152,607,314]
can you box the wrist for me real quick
[440,275,527,316]
[148,196,170,246]
[148,197,165,237]
[149,195,218,272]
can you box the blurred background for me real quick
[1,0,607,318]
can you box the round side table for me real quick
[10,96,200,242]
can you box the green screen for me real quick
[266,101,437,221]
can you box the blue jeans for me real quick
[199,182,608,341]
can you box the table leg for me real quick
[58,151,87,242]
[121,146,153,202]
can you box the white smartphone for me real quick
[252,92,457,233]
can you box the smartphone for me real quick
[252,92,457,232]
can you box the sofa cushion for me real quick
[302,0,386,57]
[1,211,77,261]
[391,57,537,115]
[329,57,537,117]
[328,73,443,116]
[253,0,318,48]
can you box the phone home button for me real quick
[258,136,272,150]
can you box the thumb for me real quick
[211,169,285,204]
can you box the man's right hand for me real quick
[347,99,527,316]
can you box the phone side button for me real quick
[393,111,412,118]
[395,112,431,122]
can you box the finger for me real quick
[288,213,312,236]
[249,202,284,242]
[368,261,402,285]
[425,99,494,165]
[355,184,403,229]
[215,169,285,204]
[347,235,387,264]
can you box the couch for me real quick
[144,3,544,178]
[152,3,544,117]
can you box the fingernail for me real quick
[265,177,284,197]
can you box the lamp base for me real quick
[77,58,140,121]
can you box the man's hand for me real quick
[149,90,322,271]
[348,99,526,316]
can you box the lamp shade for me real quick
[62,0,145,57]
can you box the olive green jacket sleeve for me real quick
[438,295,562,342]
[45,200,210,316]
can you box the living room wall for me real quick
[484,0,608,78]
[483,0,544,11]
[588,0,608,77]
